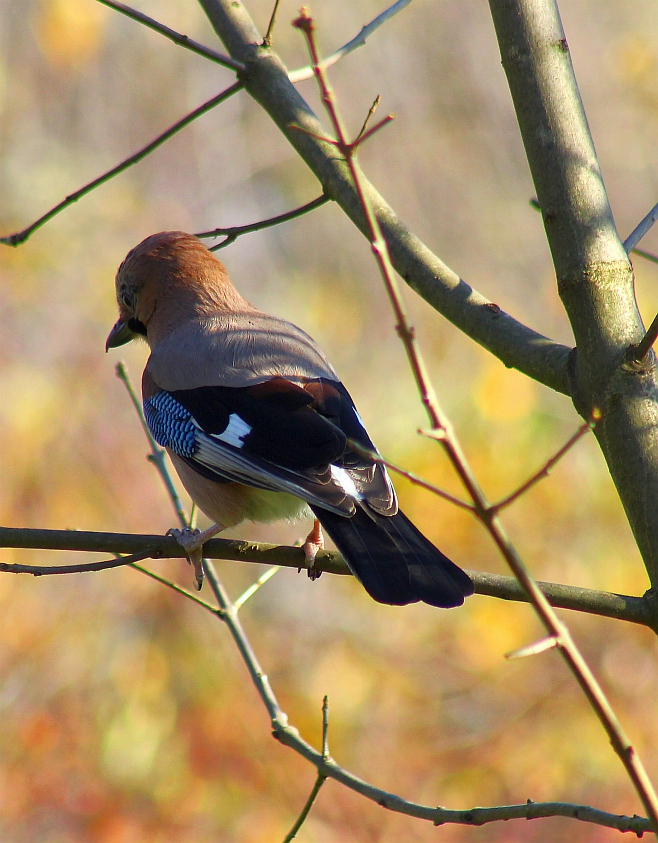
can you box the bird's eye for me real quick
[121,293,132,308]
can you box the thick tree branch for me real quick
[195,0,572,395]
[489,0,658,594]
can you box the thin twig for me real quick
[294,12,658,831]
[283,773,327,843]
[633,246,658,264]
[288,0,412,83]
[492,415,596,512]
[347,439,475,512]
[195,194,330,250]
[115,362,189,528]
[357,95,381,139]
[130,561,222,614]
[233,565,280,610]
[0,547,156,576]
[321,695,330,759]
[95,0,244,71]
[263,0,283,47]
[1,83,243,246]
[629,313,658,364]
[624,201,658,253]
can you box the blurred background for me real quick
[1,0,657,840]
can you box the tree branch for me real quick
[95,0,245,71]
[195,193,330,250]
[489,0,658,596]
[195,0,572,395]
[1,83,243,247]
[0,526,653,627]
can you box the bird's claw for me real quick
[302,519,324,581]
[167,527,205,590]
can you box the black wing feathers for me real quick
[169,376,472,608]
[313,506,474,607]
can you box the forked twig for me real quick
[1,83,243,247]
[294,10,658,831]
[195,194,330,250]
[288,0,412,83]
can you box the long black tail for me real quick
[311,506,473,607]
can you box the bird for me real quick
[106,231,473,608]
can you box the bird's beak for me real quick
[105,317,136,351]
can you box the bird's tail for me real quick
[311,506,473,607]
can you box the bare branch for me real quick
[357,95,381,140]
[492,414,596,512]
[95,0,244,71]
[0,526,652,626]
[0,547,156,576]
[294,10,658,829]
[288,0,413,83]
[1,83,243,247]
[197,0,572,395]
[233,565,280,610]
[195,194,330,250]
[283,772,327,843]
[624,200,658,253]
[263,0,282,48]
[628,313,658,365]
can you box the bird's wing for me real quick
[142,374,396,518]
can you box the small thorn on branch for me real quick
[627,313,658,364]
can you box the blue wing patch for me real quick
[144,391,198,458]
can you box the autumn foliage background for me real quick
[1,0,658,840]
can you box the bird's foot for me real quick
[168,524,222,591]
[302,519,324,581]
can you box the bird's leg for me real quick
[302,519,324,581]
[168,523,224,590]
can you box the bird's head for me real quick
[106,231,246,350]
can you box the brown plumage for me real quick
[107,231,474,607]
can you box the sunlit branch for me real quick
[195,194,330,250]
[492,415,596,512]
[624,201,658,253]
[294,10,658,830]
[628,313,658,364]
[95,0,244,71]
[233,565,280,610]
[263,0,282,48]
[1,83,243,247]
[283,772,327,843]
[357,95,381,140]
[288,0,412,83]
[0,547,156,576]
[1,526,652,625]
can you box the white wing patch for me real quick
[216,413,252,448]
[330,465,362,499]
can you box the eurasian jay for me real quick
[106,231,473,608]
